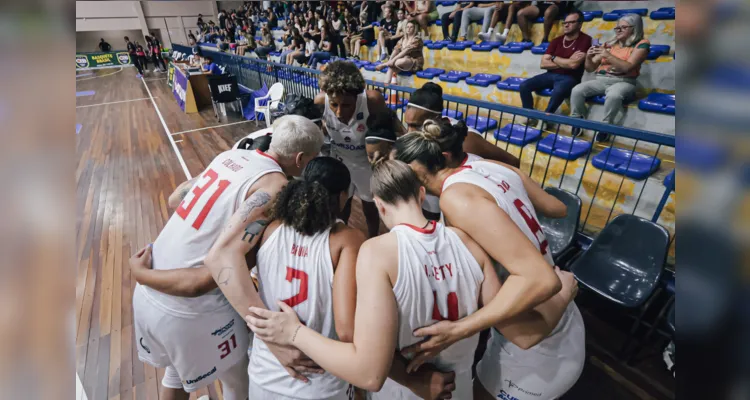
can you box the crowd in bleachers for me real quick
[188,1,673,138]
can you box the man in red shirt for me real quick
[518,11,592,126]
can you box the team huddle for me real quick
[130,61,585,400]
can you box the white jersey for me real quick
[250,223,348,399]
[443,160,555,267]
[143,149,283,316]
[423,152,482,214]
[323,91,370,170]
[387,221,484,396]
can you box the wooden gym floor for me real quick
[76,66,672,400]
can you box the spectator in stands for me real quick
[98,38,112,52]
[519,11,591,127]
[570,13,650,141]
[308,20,333,68]
[197,14,205,30]
[376,7,398,61]
[188,31,197,46]
[281,28,304,63]
[330,10,346,57]
[480,1,526,43]
[202,56,222,75]
[377,20,424,84]
[404,0,438,39]
[348,13,375,59]
[267,8,278,29]
[517,1,569,44]
[235,29,252,56]
[218,9,228,30]
[254,25,276,59]
[294,32,318,65]
[440,1,471,42]
[342,8,359,57]
[458,1,496,42]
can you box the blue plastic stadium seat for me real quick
[646,44,671,60]
[506,41,534,50]
[443,109,464,120]
[664,169,675,191]
[499,44,524,53]
[581,11,602,21]
[537,134,592,160]
[465,116,498,133]
[387,99,408,110]
[603,8,649,21]
[398,70,415,76]
[466,74,502,87]
[587,94,633,106]
[423,40,433,45]
[447,41,474,50]
[531,43,549,54]
[534,16,545,23]
[592,148,662,180]
[439,70,471,82]
[493,124,542,146]
[426,41,448,50]
[354,60,370,68]
[438,1,458,6]
[371,21,380,27]
[435,19,442,26]
[496,77,526,91]
[570,214,669,308]
[471,43,495,52]
[416,68,445,79]
[536,88,553,96]
[638,93,675,115]
[650,7,675,20]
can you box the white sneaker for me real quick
[496,34,507,43]
[197,396,209,400]
[478,32,491,41]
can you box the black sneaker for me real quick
[526,118,539,128]
[571,126,582,137]
[595,132,610,142]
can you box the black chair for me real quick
[538,187,581,263]
[207,74,247,121]
[570,214,670,308]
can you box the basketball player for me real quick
[131,116,323,400]
[393,120,586,400]
[314,60,404,237]
[246,160,577,399]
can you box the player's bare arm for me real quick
[330,224,366,342]
[167,177,198,209]
[247,235,400,392]
[400,187,561,366]
[462,133,520,168]
[129,245,217,297]
[480,160,567,218]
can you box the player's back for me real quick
[250,222,348,399]
[444,160,554,266]
[143,149,283,316]
[391,221,484,389]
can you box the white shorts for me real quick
[371,371,472,400]
[476,304,586,400]
[345,162,373,202]
[133,286,251,392]
[249,378,350,400]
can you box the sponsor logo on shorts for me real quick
[139,337,151,354]
[497,390,520,400]
[211,319,235,337]
[504,380,542,397]
[184,366,217,385]
[76,55,89,68]
[356,112,364,121]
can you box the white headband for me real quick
[365,136,395,143]
[406,102,442,114]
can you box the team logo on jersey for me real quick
[184,366,217,385]
[356,124,366,133]
[344,136,351,143]
[139,337,151,354]
[504,380,542,397]
[211,319,235,337]
[76,55,89,68]
[497,390,521,400]
[117,52,131,65]
[356,112,364,121]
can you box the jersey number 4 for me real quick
[432,291,459,321]
[176,168,231,230]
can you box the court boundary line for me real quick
[75,67,124,82]
[75,97,157,109]
[141,77,192,179]
[171,119,256,136]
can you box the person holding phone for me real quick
[517,11,592,128]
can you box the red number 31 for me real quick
[176,168,231,230]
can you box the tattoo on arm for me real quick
[242,220,268,243]
[217,267,232,286]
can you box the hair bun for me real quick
[420,119,443,140]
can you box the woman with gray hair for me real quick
[569,13,650,141]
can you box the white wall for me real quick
[76,30,144,52]
[76,1,216,50]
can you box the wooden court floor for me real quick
[76,67,671,400]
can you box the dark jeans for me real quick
[308,51,331,68]
[440,10,463,41]
[519,72,579,113]
[255,45,275,58]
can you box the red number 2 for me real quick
[176,168,231,230]
[432,291,459,321]
[512,199,549,255]
[218,334,237,359]
[281,267,309,307]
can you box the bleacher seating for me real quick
[466,74,502,87]
[493,124,542,146]
[588,94,633,105]
[447,41,474,51]
[465,115,498,133]
[638,93,675,115]
[531,43,549,54]
[499,44,525,53]
[439,71,471,82]
[603,8,649,21]
[591,148,662,179]
[537,134,592,160]
[650,7,675,20]
[496,77,526,91]
[443,109,464,119]
[416,68,445,79]
[506,41,534,50]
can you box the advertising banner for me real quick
[172,67,189,112]
[75,52,132,69]
[167,63,176,89]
